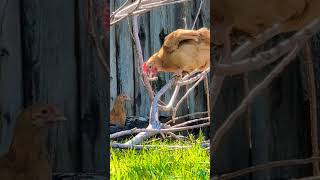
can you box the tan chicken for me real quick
[110,94,130,127]
[0,104,66,180]
[142,28,210,77]
[214,0,320,36]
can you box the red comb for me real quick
[142,63,148,73]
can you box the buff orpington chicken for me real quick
[110,94,130,128]
[0,104,66,180]
[142,28,210,78]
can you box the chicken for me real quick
[0,104,66,180]
[142,28,210,78]
[213,0,320,37]
[110,94,130,127]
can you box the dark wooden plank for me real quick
[78,0,108,173]
[0,0,23,155]
[114,0,135,117]
[109,0,117,110]
[212,76,250,179]
[250,37,311,179]
[20,0,79,172]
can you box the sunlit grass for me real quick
[110,132,210,180]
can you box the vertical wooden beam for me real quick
[20,0,79,172]
[78,0,108,173]
[302,42,320,175]
[0,0,23,155]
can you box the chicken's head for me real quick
[29,104,67,128]
[142,58,159,78]
[117,94,131,102]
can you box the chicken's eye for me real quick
[148,65,152,69]
[41,109,48,114]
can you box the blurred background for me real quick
[0,0,108,176]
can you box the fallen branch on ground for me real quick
[110,122,209,139]
[111,142,210,150]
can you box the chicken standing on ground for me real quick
[142,28,210,78]
[110,94,131,128]
[0,104,66,180]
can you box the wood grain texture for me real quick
[212,76,250,179]
[211,34,313,179]
[20,0,79,172]
[0,0,23,155]
[78,0,108,173]
[0,0,108,175]
[249,37,311,179]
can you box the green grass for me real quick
[110,132,210,180]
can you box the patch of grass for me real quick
[110,132,210,179]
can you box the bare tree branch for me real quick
[132,15,155,101]
[111,142,210,150]
[213,156,320,180]
[212,45,301,151]
[214,18,320,76]
[110,0,192,25]
[111,122,209,139]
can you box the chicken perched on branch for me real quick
[142,28,210,78]
[0,104,66,180]
[110,94,131,127]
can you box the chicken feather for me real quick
[143,28,210,77]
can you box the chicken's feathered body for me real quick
[214,0,320,36]
[0,104,66,180]
[110,94,130,127]
[143,28,210,77]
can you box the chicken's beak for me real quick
[47,114,67,125]
[55,115,67,121]
[147,74,158,81]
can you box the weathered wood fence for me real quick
[0,0,108,174]
[110,0,210,118]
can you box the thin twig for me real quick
[112,143,192,149]
[111,122,210,139]
[158,71,198,111]
[215,18,320,76]
[111,0,192,25]
[165,111,208,125]
[164,132,181,140]
[111,142,210,150]
[213,156,320,180]
[211,23,232,109]
[191,0,203,30]
[231,24,281,62]
[132,15,155,101]
[171,117,209,128]
[172,75,206,120]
